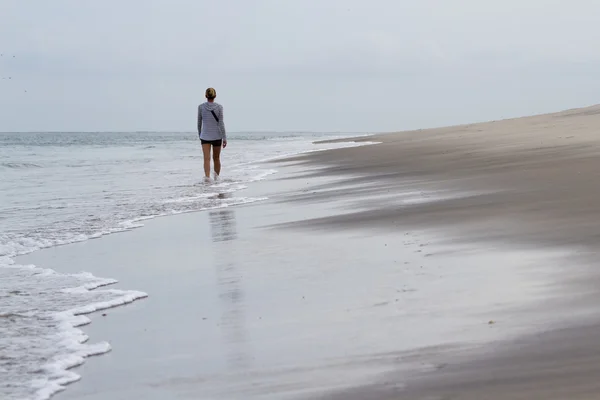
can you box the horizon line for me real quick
[0,130,365,134]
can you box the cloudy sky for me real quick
[1,0,600,133]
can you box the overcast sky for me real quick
[2,0,600,133]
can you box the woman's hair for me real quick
[205,87,217,99]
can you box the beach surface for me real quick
[19,105,600,399]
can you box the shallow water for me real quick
[0,131,367,400]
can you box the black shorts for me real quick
[200,139,222,147]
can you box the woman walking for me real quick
[197,87,227,181]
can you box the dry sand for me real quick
[278,105,600,399]
[286,104,600,247]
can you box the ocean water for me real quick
[0,131,367,400]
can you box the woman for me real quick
[197,87,227,181]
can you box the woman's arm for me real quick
[219,105,227,146]
[197,105,203,138]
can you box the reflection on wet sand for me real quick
[209,194,250,370]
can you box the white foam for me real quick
[248,169,279,182]
[30,341,113,400]
[0,260,148,400]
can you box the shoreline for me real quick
[21,173,566,400]
[15,104,600,399]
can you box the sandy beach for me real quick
[19,105,600,399]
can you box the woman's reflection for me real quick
[209,208,237,242]
[209,196,250,369]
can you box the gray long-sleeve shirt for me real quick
[197,102,226,141]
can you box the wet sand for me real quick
[20,105,600,399]
[21,179,561,399]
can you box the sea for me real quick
[0,131,368,400]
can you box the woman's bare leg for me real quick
[202,143,212,178]
[212,145,222,176]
